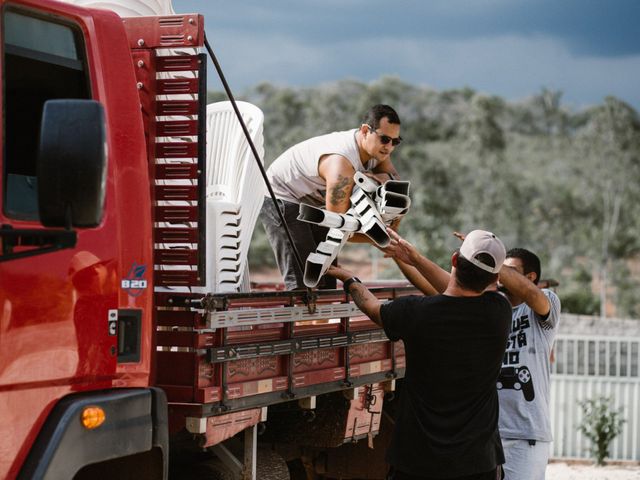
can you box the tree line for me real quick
[208,76,640,318]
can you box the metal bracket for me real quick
[0,225,76,262]
[201,294,229,311]
[206,302,365,329]
[211,442,244,480]
[364,385,379,414]
[209,424,259,480]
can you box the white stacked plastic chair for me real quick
[58,0,175,16]
[205,101,265,293]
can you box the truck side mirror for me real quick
[37,99,107,228]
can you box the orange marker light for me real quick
[81,406,106,430]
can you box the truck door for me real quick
[0,3,118,478]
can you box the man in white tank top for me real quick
[261,104,402,289]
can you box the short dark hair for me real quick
[455,251,498,293]
[506,248,541,284]
[362,104,401,129]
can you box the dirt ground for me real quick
[547,461,640,479]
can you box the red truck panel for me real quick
[0,1,153,477]
[155,288,411,415]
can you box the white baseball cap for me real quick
[459,230,506,274]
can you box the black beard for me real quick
[497,284,509,294]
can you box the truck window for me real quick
[3,9,91,219]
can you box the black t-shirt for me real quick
[380,292,511,478]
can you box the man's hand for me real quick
[453,231,465,242]
[327,265,354,283]
[388,216,402,232]
[382,228,419,266]
[383,228,451,294]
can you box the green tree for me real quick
[611,260,640,318]
[576,97,640,318]
[456,94,511,238]
[206,80,640,306]
[561,266,600,315]
[459,94,506,155]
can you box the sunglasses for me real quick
[368,126,402,146]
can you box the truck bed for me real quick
[154,285,416,420]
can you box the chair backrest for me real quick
[204,101,265,292]
[205,101,265,204]
[59,0,175,16]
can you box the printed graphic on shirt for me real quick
[498,312,535,401]
[497,366,535,401]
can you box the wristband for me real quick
[343,277,362,293]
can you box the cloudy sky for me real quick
[172,0,640,111]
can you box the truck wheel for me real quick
[258,448,290,480]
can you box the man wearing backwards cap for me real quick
[329,230,511,480]
[384,232,561,480]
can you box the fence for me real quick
[550,333,640,461]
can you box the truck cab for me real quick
[0,1,164,478]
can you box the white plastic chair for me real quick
[205,101,265,293]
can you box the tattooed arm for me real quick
[349,282,382,325]
[328,266,382,325]
[318,155,375,243]
[318,154,356,213]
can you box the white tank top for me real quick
[266,129,381,207]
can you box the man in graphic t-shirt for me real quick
[329,230,511,480]
[496,248,561,480]
[260,104,402,290]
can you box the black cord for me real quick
[203,33,308,284]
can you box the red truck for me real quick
[0,1,416,478]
